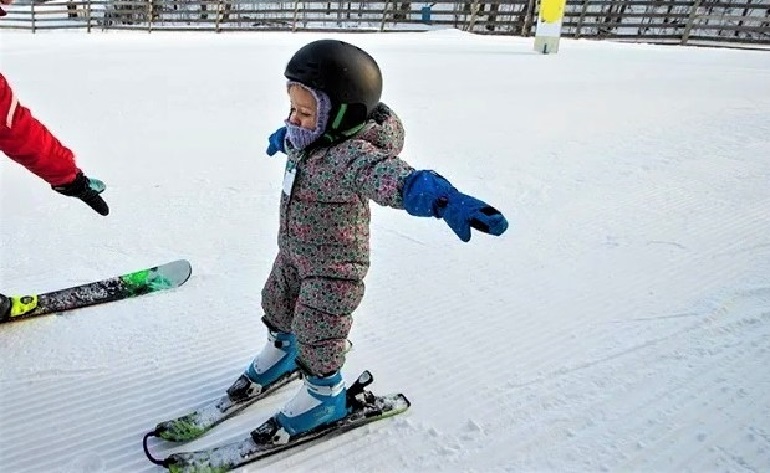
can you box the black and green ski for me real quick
[1,259,192,323]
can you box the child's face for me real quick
[287,84,318,130]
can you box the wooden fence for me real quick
[1,0,769,46]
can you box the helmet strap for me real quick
[321,121,365,147]
[329,103,348,131]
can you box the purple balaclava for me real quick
[285,81,332,150]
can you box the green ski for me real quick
[1,259,192,323]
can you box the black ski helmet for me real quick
[285,39,383,132]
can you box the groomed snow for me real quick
[1,30,769,472]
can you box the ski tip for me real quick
[174,258,193,270]
[166,258,193,273]
[156,259,193,287]
[142,430,168,466]
[176,259,193,284]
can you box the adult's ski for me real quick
[1,259,192,323]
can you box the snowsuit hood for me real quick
[353,102,405,157]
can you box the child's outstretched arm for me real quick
[343,141,508,242]
[402,170,508,242]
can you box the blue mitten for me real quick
[402,170,509,242]
[266,126,287,156]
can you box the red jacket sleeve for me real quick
[0,72,79,187]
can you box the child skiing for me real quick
[227,39,509,443]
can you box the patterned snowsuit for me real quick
[262,103,415,376]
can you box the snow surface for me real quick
[1,31,770,473]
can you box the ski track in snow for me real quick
[1,31,770,473]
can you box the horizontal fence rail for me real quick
[1,0,768,46]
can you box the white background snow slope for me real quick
[1,31,770,473]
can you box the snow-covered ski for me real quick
[1,259,192,323]
[147,370,301,443]
[145,344,354,443]
[143,370,410,473]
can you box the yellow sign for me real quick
[540,0,567,23]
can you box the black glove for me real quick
[53,171,109,216]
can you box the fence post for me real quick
[379,0,390,31]
[31,0,36,34]
[215,0,221,32]
[522,0,536,37]
[575,0,588,38]
[87,0,92,33]
[467,0,481,32]
[292,0,301,32]
[336,0,342,26]
[147,0,152,33]
[681,0,703,45]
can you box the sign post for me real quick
[534,0,568,54]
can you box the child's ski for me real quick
[146,346,353,443]
[1,259,192,323]
[148,370,301,443]
[143,371,410,473]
